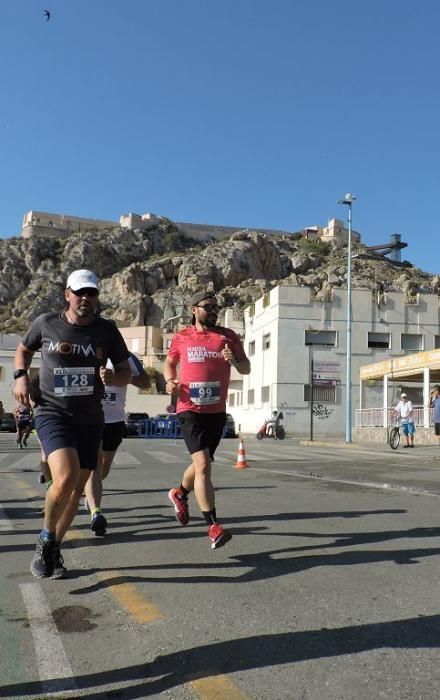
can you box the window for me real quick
[262,333,271,350]
[248,389,254,404]
[435,336,440,349]
[304,384,336,402]
[262,293,270,308]
[305,330,337,347]
[368,332,390,349]
[228,393,235,407]
[0,366,3,380]
[166,338,172,349]
[261,386,270,402]
[248,340,255,356]
[249,303,255,317]
[401,334,423,351]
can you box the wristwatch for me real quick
[13,369,28,380]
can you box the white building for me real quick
[0,333,41,411]
[228,285,440,437]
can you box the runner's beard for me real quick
[76,304,95,318]
[202,314,218,328]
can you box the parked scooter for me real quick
[256,411,285,440]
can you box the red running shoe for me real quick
[168,488,189,526]
[208,523,232,550]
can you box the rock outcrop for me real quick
[0,219,436,333]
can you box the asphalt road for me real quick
[1,432,440,699]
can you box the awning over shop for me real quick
[360,349,440,382]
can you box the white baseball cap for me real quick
[401,393,407,398]
[66,269,99,291]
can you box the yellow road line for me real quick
[65,529,163,623]
[190,674,249,699]
[9,475,40,499]
[96,571,163,623]
[8,479,247,698]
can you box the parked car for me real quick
[125,412,149,437]
[224,413,237,438]
[0,413,17,432]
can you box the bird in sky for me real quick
[43,9,51,21]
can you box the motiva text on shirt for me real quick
[48,340,96,358]
[187,346,223,362]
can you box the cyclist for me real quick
[392,393,415,448]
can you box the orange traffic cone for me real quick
[235,436,248,469]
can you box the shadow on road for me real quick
[2,614,440,698]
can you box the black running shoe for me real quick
[91,512,107,536]
[30,537,56,578]
[51,542,67,579]
[38,473,46,484]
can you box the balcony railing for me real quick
[355,406,431,428]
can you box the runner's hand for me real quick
[222,343,234,364]
[165,379,179,395]
[99,366,114,385]
[14,375,31,406]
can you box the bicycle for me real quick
[389,419,400,450]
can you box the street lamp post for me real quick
[337,193,357,444]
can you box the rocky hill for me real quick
[0,218,438,334]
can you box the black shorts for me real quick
[178,411,226,458]
[435,423,440,436]
[17,420,31,431]
[35,414,104,471]
[102,421,126,452]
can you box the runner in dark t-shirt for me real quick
[14,269,131,580]
[22,312,128,424]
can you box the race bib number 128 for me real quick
[53,367,95,396]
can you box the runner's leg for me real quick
[183,449,214,512]
[56,468,92,543]
[44,447,81,533]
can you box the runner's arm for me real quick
[131,371,151,389]
[128,353,151,390]
[14,342,34,405]
[163,356,179,394]
[99,359,131,387]
[221,340,251,375]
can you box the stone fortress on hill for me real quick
[21,209,361,246]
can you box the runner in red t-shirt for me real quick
[164,291,251,549]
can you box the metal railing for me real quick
[355,406,432,428]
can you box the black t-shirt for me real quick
[22,313,129,425]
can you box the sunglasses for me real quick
[195,303,219,312]
[70,288,99,297]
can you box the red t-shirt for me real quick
[167,326,246,413]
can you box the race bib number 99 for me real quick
[189,381,220,405]
[54,367,95,396]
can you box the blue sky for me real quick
[1,1,439,273]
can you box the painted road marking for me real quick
[251,466,440,497]
[9,475,40,499]
[144,450,183,463]
[64,530,163,623]
[20,582,77,693]
[7,453,40,469]
[0,505,14,531]
[0,452,12,463]
[96,571,163,623]
[190,674,249,699]
[113,450,141,465]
